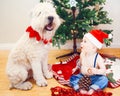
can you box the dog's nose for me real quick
[48,16,54,22]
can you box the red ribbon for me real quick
[26,26,52,44]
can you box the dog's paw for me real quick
[12,81,33,90]
[21,81,33,90]
[44,71,53,79]
[36,78,48,87]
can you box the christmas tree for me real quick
[50,0,112,47]
[40,0,113,49]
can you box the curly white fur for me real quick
[6,2,61,90]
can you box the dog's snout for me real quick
[48,16,54,22]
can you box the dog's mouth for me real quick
[44,16,54,31]
[45,22,54,31]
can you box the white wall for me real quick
[0,0,39,42]
[98,0,120,48]
[0,0,120,49]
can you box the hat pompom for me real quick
[108,34,113,39]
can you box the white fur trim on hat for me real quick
[84,33,103,49]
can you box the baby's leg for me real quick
[70,74,83,91]
[90,75,108,90]
[83,75,108,95]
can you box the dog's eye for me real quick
[37,12,41,16]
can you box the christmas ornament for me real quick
[79,75,91,91]
[68,0,77,7]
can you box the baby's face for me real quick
[80,37,96,52]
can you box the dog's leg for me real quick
[31,61,48,87]
[7,66,32,90]
[42,56,53,79]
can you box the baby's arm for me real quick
[79,52,91,75]
[72,59,81,73]
[90,54,106,75]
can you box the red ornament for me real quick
[43,39,48,44]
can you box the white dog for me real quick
[6,2,61,90]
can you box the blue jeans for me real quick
[70,73,108,91]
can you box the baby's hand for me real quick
[90,68,98,74]
[87,68,97,75]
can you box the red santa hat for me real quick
[84,30,112,49]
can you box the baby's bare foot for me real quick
[87,89,94,95]
[80,89,88,94]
